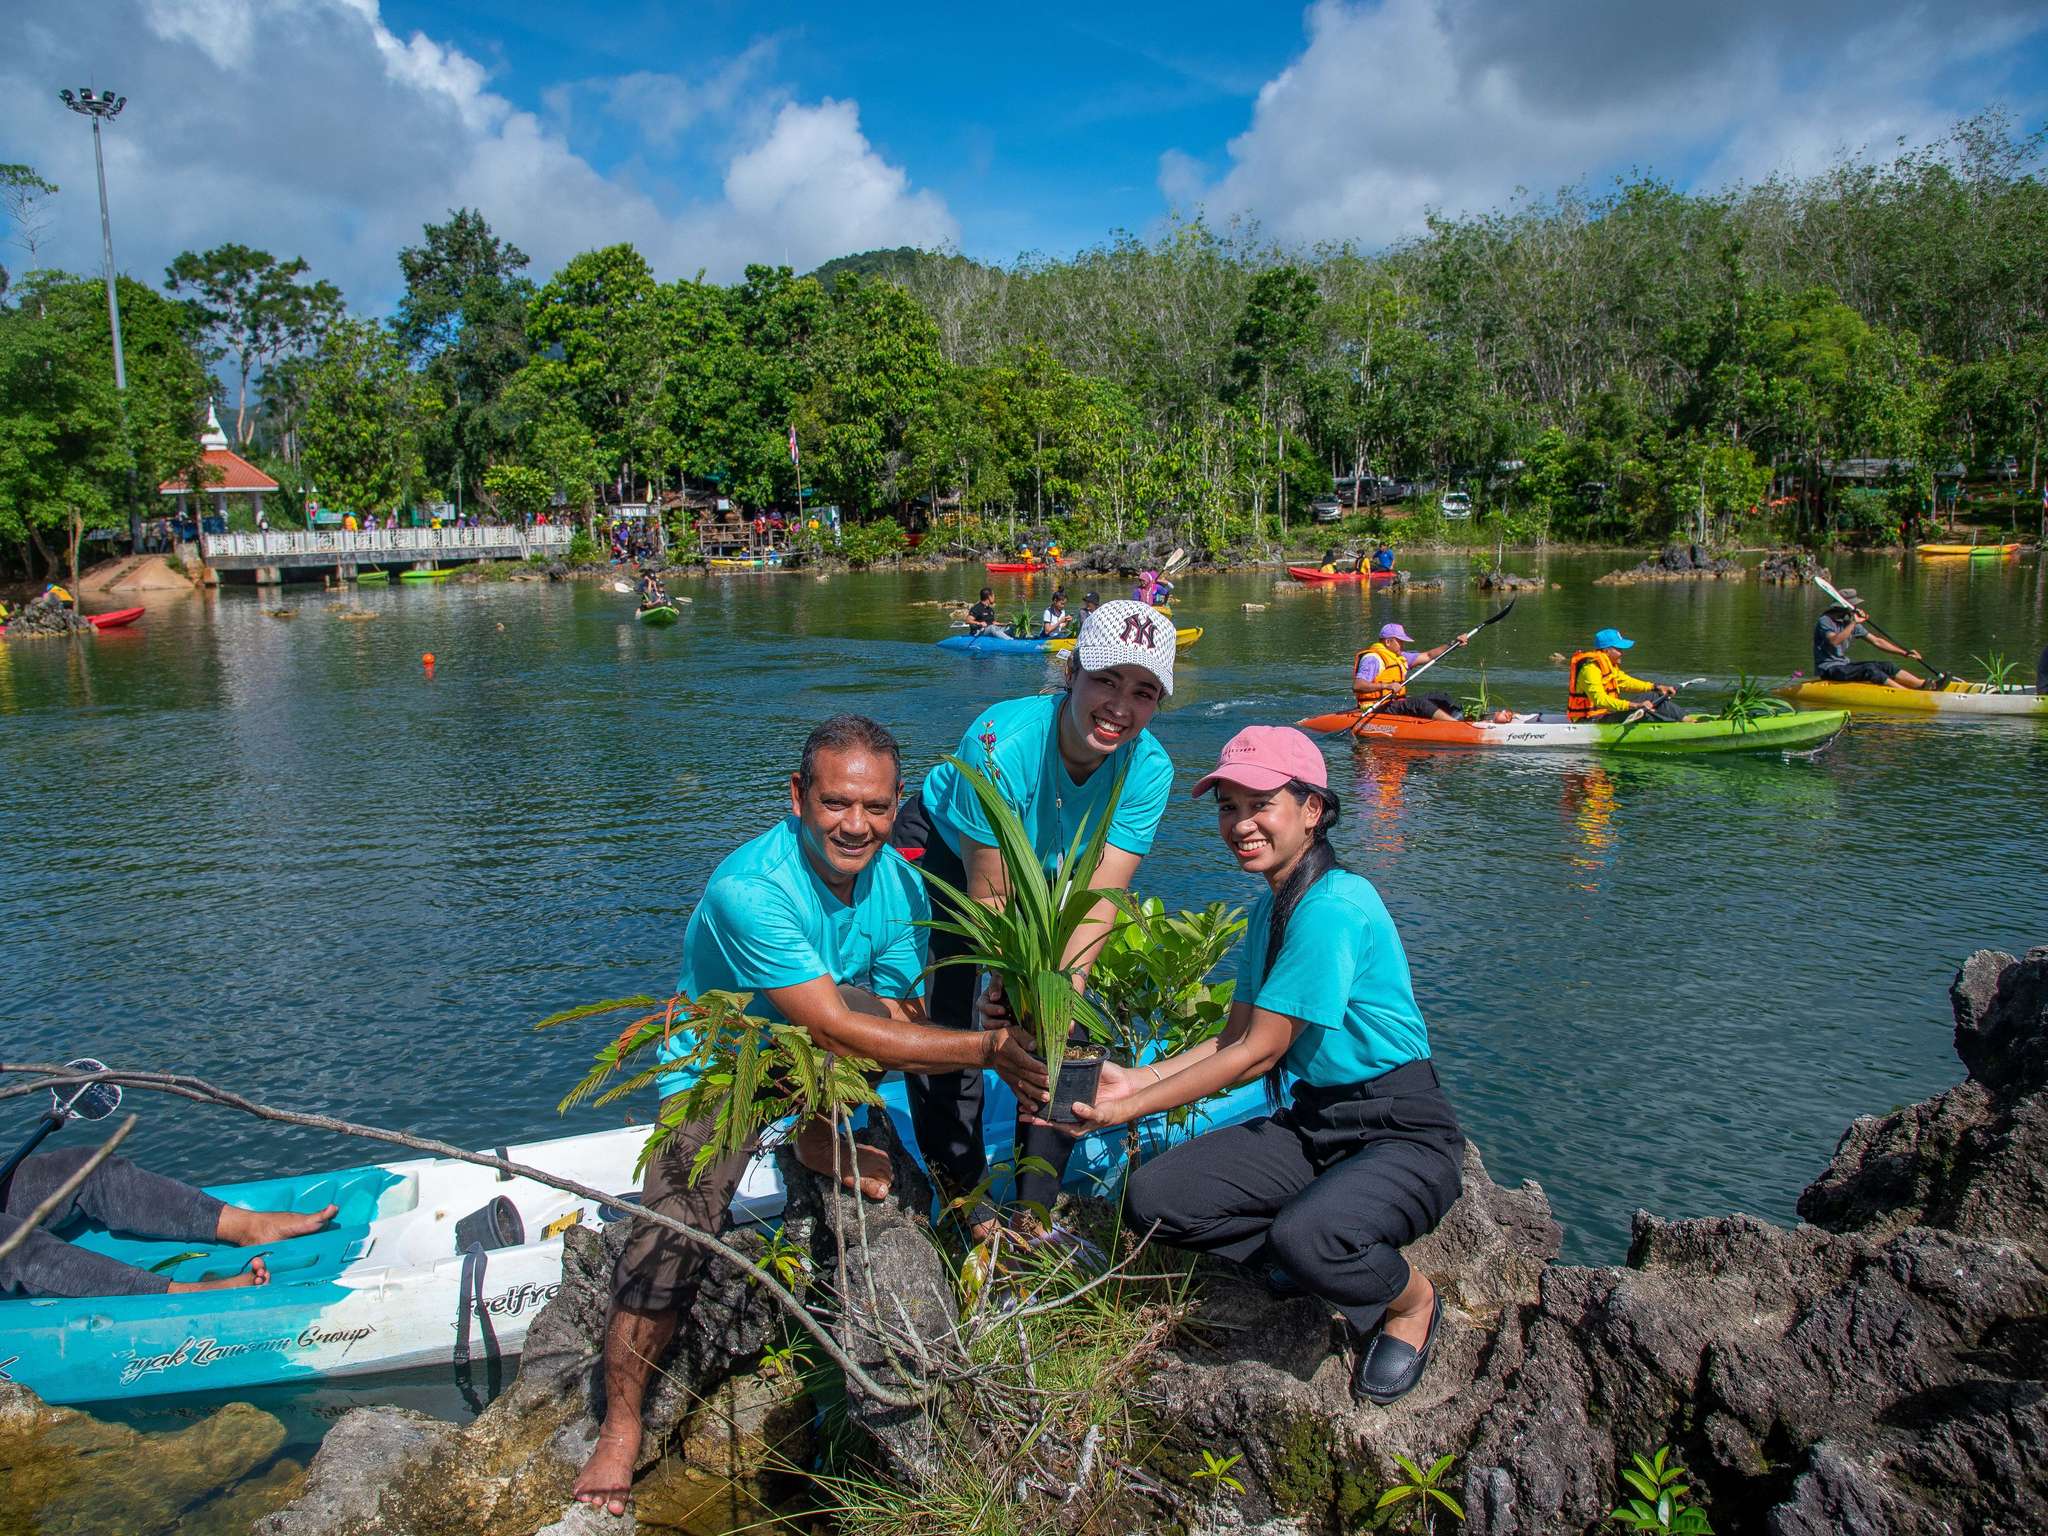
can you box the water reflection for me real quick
[1346,742,1411,858]
[1561,763,1617,892]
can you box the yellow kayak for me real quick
[1045,626,1202,654]
[1916,543,2022,557]
[1777,679,2046,717]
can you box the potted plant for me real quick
[1088,897,1246,1166]
[918,755,1128,1125]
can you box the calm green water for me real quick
[3,552,2044,1266]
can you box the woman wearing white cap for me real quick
[1056,724,1464,1405]
[902,599,1179,1236]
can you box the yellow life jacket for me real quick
[1353,641,1409,699]
[1567,650,1618,721]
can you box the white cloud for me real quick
[1169,0,2048,248]
[3,0,954,311]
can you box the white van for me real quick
[1440,491,1473,520]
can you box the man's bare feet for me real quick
[216,1203,338,1246]
[1379,1272,1436,1350]
[574,1421,641,1517]
[168,1256,270,1292]
[794,1120,891,1201]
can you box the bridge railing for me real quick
[204,525,576,560]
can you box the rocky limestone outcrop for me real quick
[1595,542,1745,584]
[1158,945,2048,1535]
[2,596,93,638]
[1473,569,1553,591]
[0,1381,295,1536]
[1758,549,1818,584]
[259,1166,802,1536]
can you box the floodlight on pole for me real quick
[61,84,139,548]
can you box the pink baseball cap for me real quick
[1190,725,1327,798]
[1379,622,1415,643]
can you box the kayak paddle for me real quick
[1813,571,1948,680]
[1297,598,1518,735]
[0,1058,123,1201]
[609,580,636,595]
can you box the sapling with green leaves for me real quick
[540,990,881,1181]
[1607,1446,1713,1534]
[1715,672,1794,730]
[1376,1451,1465,1533]
[918,754,1129,1110]
[1971,651,2021,689]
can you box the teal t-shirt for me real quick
[1233,868,1431,1086]
[657,817,930,1095]
[921,693,1172,874]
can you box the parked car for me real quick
[1311,495,1344,524]
[1440,490,1473,520]
[2000,455,2020,482]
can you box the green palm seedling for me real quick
[541,990,881,1182]
[917,755,1128,1115]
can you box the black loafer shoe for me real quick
[1352,1291,1443,1406]
[1264,1265,1307,1298]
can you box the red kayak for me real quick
[86,607,145,631]
[1287,565,1394,583]
[985,561,1061,574]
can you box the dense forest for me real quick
[4,113,2046,579]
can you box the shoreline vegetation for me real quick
[8,113,2048,598]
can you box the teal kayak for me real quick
[937,632,1051,655]
[0,1075,1263,1405]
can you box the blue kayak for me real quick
[937,632,1053,655]
[0,1075,1265,1405]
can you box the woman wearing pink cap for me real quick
[1065,723,1464,1405]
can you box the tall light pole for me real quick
[60,86,139,550]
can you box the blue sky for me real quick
[6,0,2047,313]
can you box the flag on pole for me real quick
[788,424,801,469]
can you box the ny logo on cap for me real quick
[1118,614,1159,647]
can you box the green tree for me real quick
[300,317,429,516]
[0,274,207,584]
[395,209,534,506]
[165,244,342,446]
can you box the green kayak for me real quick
[636,605,679,626]
[399,567,455,583]
[354,569,391,584]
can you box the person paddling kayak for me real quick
[1,1152,334,1299]
[901,600,1177,1243]
[1813,590,1933,690]
[1044,726,1464,1406]
[1353,623,1460,721]
[1567,629,1689,722]
[577,715,1044,1517]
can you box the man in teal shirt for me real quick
[577,715,1046,1516]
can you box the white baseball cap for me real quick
[1073,599,1175,696]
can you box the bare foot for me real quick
[574,1422,641,1517]
[216,1203,338,1246]
[793,1120,891,1200]
[1380,1273,1436,1350]
[169,1256,270,1292]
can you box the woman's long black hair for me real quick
[1258,779,1344,1103]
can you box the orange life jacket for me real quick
[1353,641,1409,700]
[1567,650,1618,721]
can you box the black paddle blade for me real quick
[53,1059,121,1122]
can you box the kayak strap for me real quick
[453,1242,504,1413]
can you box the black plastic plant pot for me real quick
[1046,1052,1105,1126]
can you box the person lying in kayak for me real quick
[578,713,1045,1519]
[1813,591,1933,690]
[901,600,1177,1246]
[1317,547,1360,575]
[1567,629,1690,722]
[966,587,999,635]
[1036,725,1464,1406]
[0,1150,334,1299]
[1354,623,1461,721]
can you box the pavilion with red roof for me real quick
[158,405,279,523]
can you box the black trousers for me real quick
[901,793,1079,1225]
[1373,693,1459,719]
[1589,697,1689,723]
[1124,1060,1464,1335]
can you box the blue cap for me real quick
[1594,628,1633,650]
